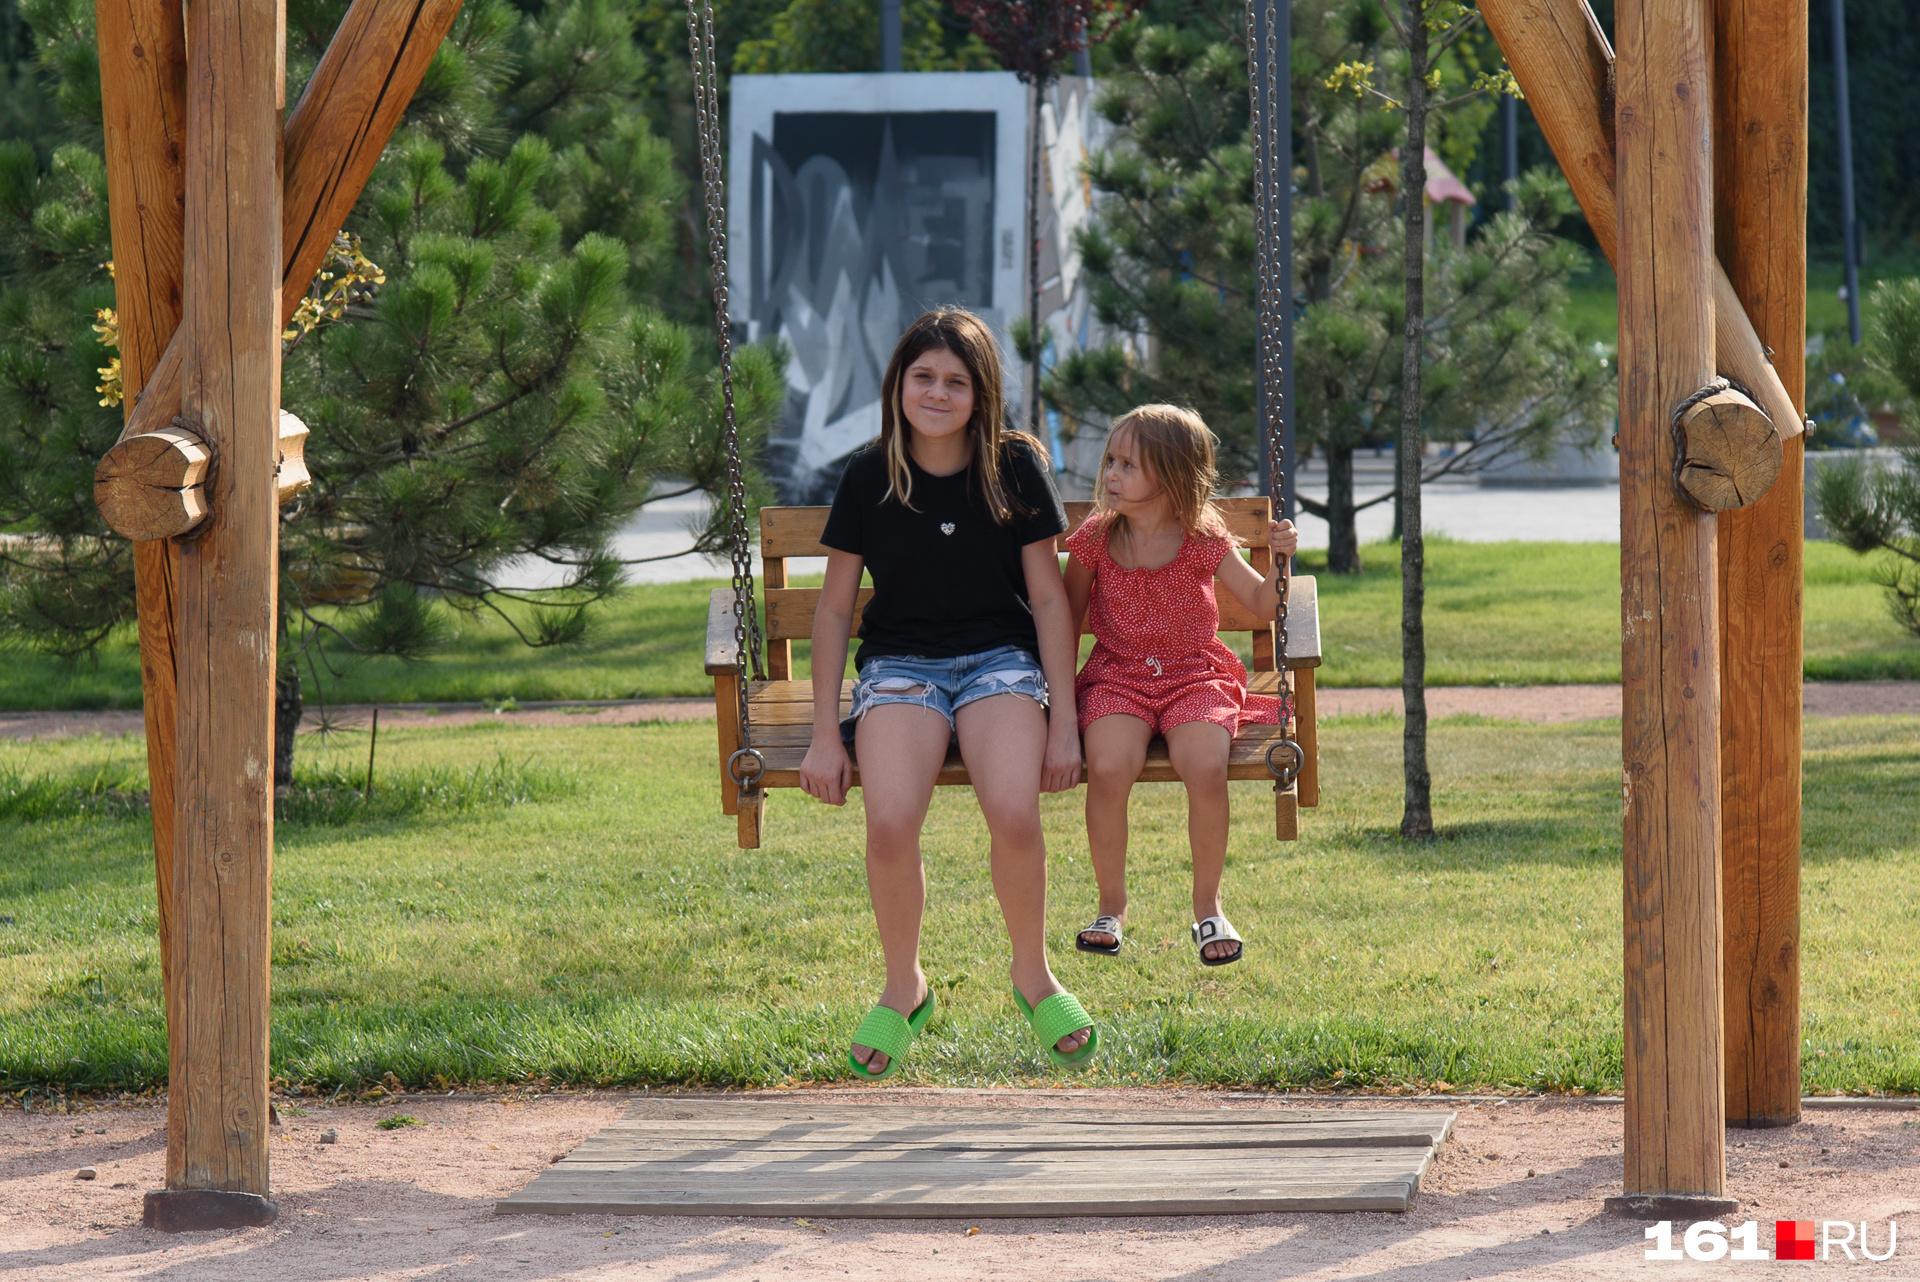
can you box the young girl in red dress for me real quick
[1063,405,1299,965]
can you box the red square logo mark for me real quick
[1776,1220,1816,1261]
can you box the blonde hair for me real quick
[877,308,1044,523]
[1094,404,1229,551]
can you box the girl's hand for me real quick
[799,735,853,806]
[1041,718,1084,794]
[1270,518,1299,561]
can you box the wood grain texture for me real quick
[1296,665,1319,807]
[94,0,190,1082]
[1615,0,1727,1198]
[1478,0,1801,438]
[1713,0,1805,1130]
[495,1101,1452,1218]
[122,0,468,443]
[1674,388,1783,510]
[94,425,212,540]
[169,0,282,1195]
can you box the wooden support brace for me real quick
[1294,667,1319,808]
[117,0,468,445]
[1274,782,1299,842]
[96,411,310,541]
[737,788,766,849]
[1477,0,1804,454]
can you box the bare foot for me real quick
[1011,969,1092,1056]
[849,973,929,1077]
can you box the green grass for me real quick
[1564,262,1911,346]
[1,541,1914,707]
[3,715,1917,1095]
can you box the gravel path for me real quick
[6,683,1918,742]
[3,1089,1915,1279]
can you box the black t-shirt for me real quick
[820,440,1069,668]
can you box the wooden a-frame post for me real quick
[92,0,466,1233]
[1714,0,1807,1133]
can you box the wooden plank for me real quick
[1296,666,1320,807]
[704,588,739,675]
[1275,783,1299,841]
[93,0,190,1055]
[169,0,281,1197]
[1283,576,1321,665]
[1615,0,1727,1199]
[761,557,791,679]
[122,0,469,443]
[495,1102,1447,1218]
[1713,0,1805,1130]
[714,672,740,816]
[1478,0,1800,440]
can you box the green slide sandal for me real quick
[1012,988,1100,1069]
[846,990,937,1082]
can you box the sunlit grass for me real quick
[2,716,1915,1096]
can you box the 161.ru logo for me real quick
[1645,1220,1899,1261]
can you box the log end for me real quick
[93,424,211,541]
[277,409,311,504]
[1675,387,1782,511]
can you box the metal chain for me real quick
[1248,0,1301,789]
[686,0,766,788]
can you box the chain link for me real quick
[1248,0,1299,788]
[686,0,765,779]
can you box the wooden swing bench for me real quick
[707,495,1322,848]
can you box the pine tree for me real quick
[0,0,782,785]
[1047,7,1609,573]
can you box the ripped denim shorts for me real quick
[840,644,1049,742]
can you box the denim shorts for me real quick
[841,645,1049,741]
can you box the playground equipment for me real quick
[702,500,1322,848]
[87,0,1806,1231]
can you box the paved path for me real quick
[8,684,1918,741]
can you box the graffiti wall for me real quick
[729,72,1112,502]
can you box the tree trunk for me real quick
[1397,0,1434,840]
[1325,441,1361,573]
[274,666,302,796]
[1026,76,1046,434]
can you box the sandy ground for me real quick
[3,1089,1916,1280]
[7,682,1920,743]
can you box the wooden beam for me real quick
[160,0,283,1221]
[1478,0,1803,445]
[1713,0,1806,1131]
[1674,385,1782,510]
[1611,0,1731,1210]
[94,0,189,1043]
[120,0,467,443]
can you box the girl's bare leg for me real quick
[849,702,953,1073]
[954,693,1090,1056]
[1080,713,1153,948]
[1165,719,1235,960]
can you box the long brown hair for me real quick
[1094,404,1230,552]
[877,308,1044,523]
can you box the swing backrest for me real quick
[742,496,1320,680]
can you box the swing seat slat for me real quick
[708,498,1322,849]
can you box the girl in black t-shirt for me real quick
[800,308,1097,1079]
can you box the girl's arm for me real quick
[798,548,863,806]
[1216,518,1300,618]
[1023,537,1084,794]
[1063,552,1094,639]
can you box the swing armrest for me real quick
[1280,575,1321,669]
[705,589,740,676]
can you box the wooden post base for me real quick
[142,1189,280,1231]
[1604,1193,1741,1221]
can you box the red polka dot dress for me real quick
[1068,515,1290,737]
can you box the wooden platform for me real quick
[495,1100,1454,1219]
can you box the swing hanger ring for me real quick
[1264,738,1304,787]
[727,747,767,787]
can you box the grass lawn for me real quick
[2,540,1912,709]
[1563,261,1909,346]
[3,715,1916,1095]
